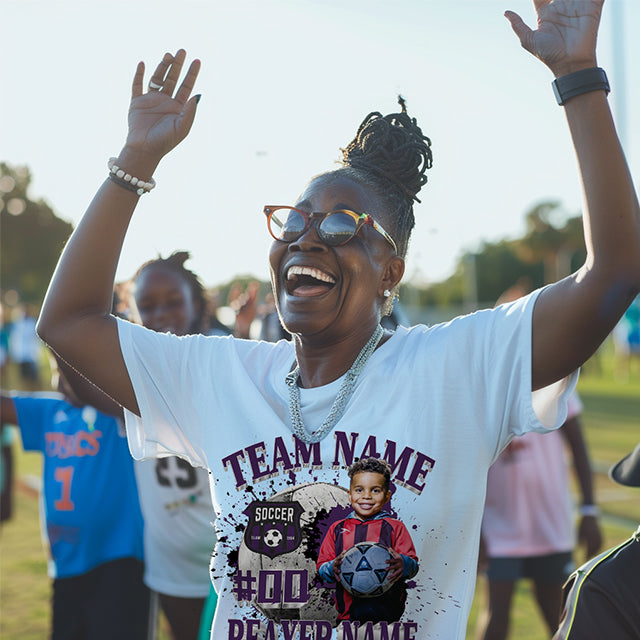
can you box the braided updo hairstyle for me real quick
[133,250,206,333]
[332,97,432,315]
[338,96,432,260]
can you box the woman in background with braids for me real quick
[129,252,255,640]
[75,251,217,640]
[37,1,640,638]
[130,252,217,640]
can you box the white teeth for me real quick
[286,265,336,284]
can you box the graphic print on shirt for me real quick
[45,407,103,519]
[216,431,434,639]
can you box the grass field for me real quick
[1,350,639,639]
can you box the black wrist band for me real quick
[552,67,610,106]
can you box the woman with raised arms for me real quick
[37,1,640,638]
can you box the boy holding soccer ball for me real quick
[317,458,419,625]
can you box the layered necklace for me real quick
[285,324,384,444]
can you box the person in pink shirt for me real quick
[476,392,602,639]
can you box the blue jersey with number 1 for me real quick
[13,394,144,578]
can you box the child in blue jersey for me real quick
[0,354,149,640]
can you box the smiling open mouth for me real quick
[286,266,336,297]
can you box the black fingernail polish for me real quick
[195,94,202,104]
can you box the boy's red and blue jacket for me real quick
[316,510,419,622]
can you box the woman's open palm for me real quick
[506,0,603,74]
[126,49,201,158]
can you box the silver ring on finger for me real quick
[148,80,163,90]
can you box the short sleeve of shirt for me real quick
[117,319,292,469]
[411,287,577,461]
[12,394,55,452]
[496,289,577,440]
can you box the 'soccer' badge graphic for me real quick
[243,500,304,558]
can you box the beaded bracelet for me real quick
[107,157,157,196]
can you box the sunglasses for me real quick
[263,206,397,254]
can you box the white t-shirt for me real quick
[118,289,576,640]
[134,459,215,597]
[481,392,584,557]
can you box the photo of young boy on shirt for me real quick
[317,457,419,624]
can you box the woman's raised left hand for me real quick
[124,49,201,162]
[505,0,603,77]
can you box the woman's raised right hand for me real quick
[123,49,201,162]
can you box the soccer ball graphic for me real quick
[264,528,282,548]
[339,542,393,598]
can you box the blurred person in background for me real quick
[0,411,14,526]
[476,391,601,640]
[0,302,10,383]
[9,302,42,390]
[612,294,640,378]
[476,281,602,640]
[203,289,233,337]
[117,255,258,639]
[119,252,217,640]
[258,292,290,342]
[0,352,148,640]
[553,442,640,639]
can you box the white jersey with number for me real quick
[135,458,215,597]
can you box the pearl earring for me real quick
[383,289,391,298]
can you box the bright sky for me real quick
[3,0,639,288]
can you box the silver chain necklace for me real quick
[285,325,384,444]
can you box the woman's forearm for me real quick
[36,173,147,412]
[564,91,640,282]
[37,171,145,348]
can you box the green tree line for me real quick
[408,201,586,308]
[1,163,73,305]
